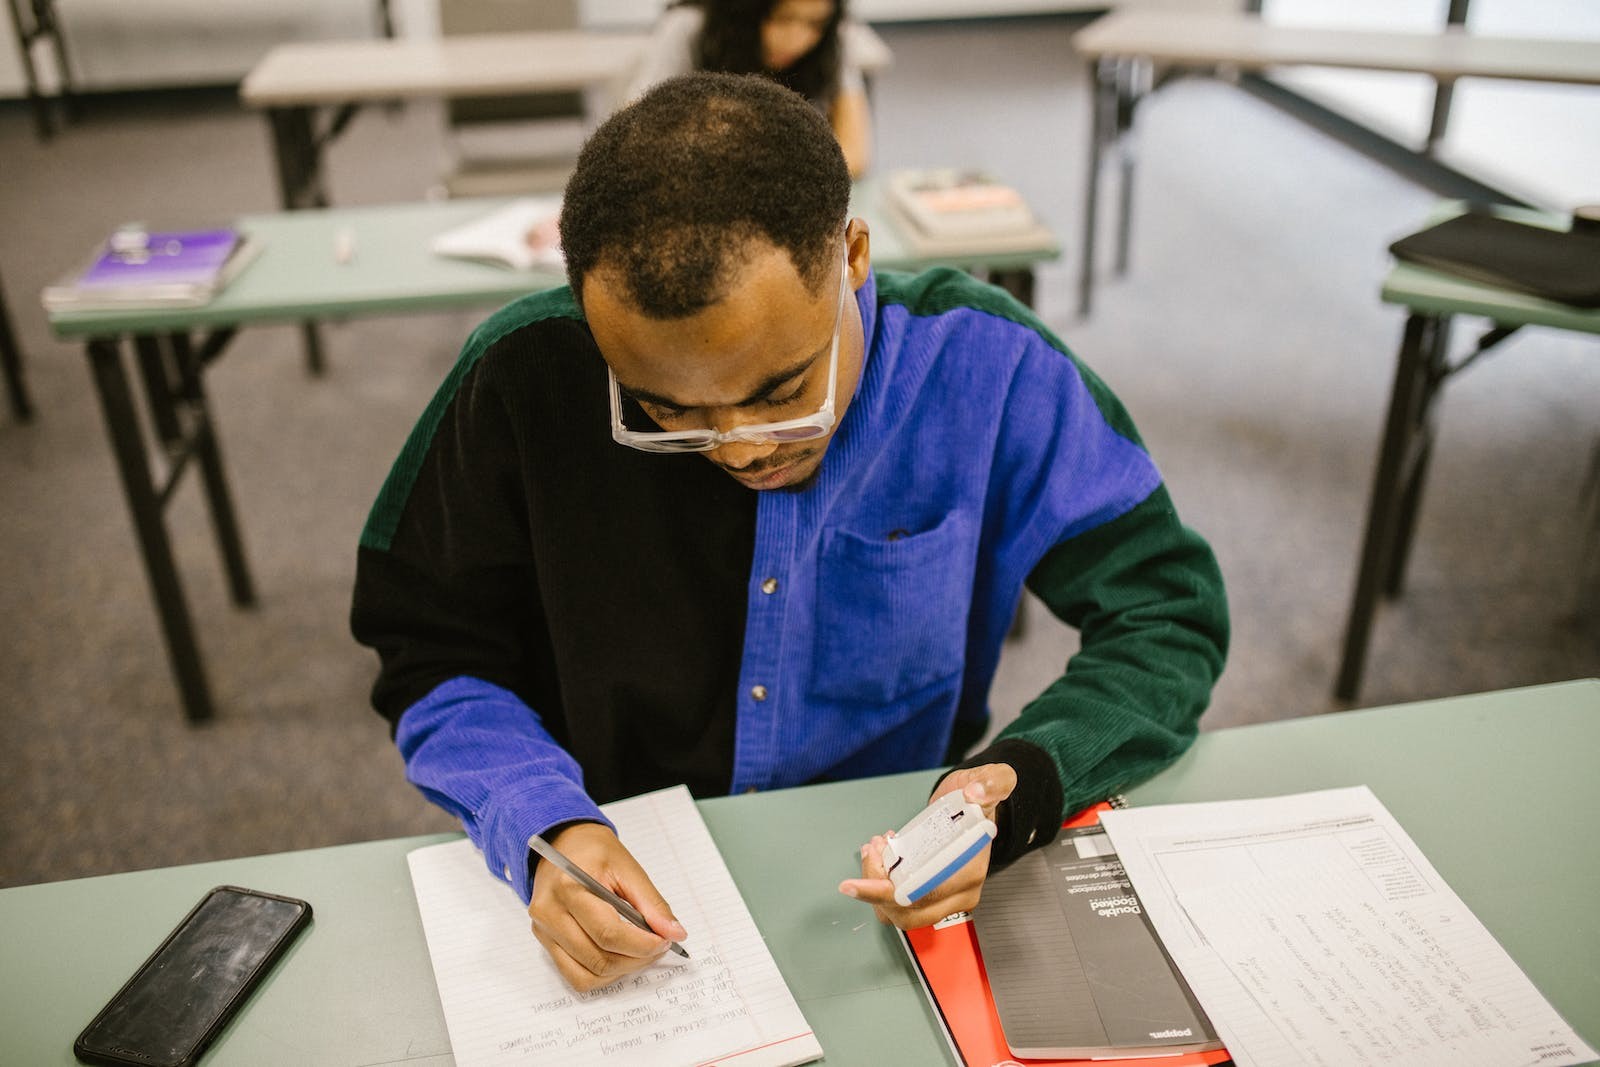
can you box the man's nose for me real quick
[713,438,781,470]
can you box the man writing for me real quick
[351,72,1227,991]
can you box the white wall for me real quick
[1,1,1227,97]
[0,0,377,96]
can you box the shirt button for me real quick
[503,864,513,881]
[760,577,779,594]
[750,684,768,701]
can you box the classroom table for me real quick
[1334,204,1600,702]
[240,27,894,215]
[43,187,1059,724]
[2,678,1596,1064]
[240,25,893,373]
[1070,10,1600,317]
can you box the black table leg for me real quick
[87,336,216,722]
[1335,312,1450,702]
[37,0,75,125]
[0,269,34,421]
[989,268,1036,309]
[169,332,256,608]
[6,0,51,139]
[1078,56,1115,319]
[1383,316,1453,598]
[267,106,329,376]
[1113,57,1144,278]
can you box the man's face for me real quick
[761,0,835,71]
[584,225,869,492]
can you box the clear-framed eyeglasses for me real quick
[607,242,850,454]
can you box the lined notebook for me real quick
[407,785,821,1067]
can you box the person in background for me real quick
[626,0,873,176]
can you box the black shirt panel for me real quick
[352,314,756,803]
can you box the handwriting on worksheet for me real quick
[490,951,752,1059]
[1102,787,1596,1067]
[408,786,821,1067]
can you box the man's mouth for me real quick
[720,451,816,490]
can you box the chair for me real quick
[437,0,594,198]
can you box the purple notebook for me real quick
[44,226,259,310]
[76,228,240,289]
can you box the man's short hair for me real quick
[559,72,851,318]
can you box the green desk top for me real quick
[1382,202,1600,335]
[45,181,1060,340]
[4,679,1596,1064]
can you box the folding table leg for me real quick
[86,336,216,722]
[1334,312,1447,702]
[1113,57,1146,278]
[168,332,256,608]
[1383,316,1452,597]
[1078,56,1116,319]
[0,270,34,421]
[267,105,330,375]
[989,268,1036,309]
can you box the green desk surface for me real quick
[45,181,1060,340]
[4,679,1596,1064]
[1382,202,1600,335]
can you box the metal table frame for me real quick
[1334,203,1600,700]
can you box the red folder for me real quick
[901,804,1232,1067]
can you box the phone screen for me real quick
[75,886,311,1067]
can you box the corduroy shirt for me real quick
[351,268,1228,904]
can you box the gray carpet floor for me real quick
[2,16,1596,890]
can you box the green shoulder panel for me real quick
[359,286,583,552]
[872,268,1145,446]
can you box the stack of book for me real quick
[43,226,261,312]
[428,196,565,272]
[883,169,1055,258]
[901,803,1230,1067]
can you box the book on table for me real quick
[883,168,1056,257]
[42,225,261,311]
[429,196,565,271]
[901,803,1230,1066]
[1388,209,1600,307]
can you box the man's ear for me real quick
[845,218,871,289]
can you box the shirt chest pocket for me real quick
[810,510,978,705]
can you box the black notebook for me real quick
[971,824,1222,1060]
[1388,212,1600,308]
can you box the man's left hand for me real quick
[837,763,1017,928]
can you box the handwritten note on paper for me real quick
[407,785,821,1067]
[1100,787,1596,1067]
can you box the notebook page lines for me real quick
[407,785,820,1067]
[1101,787,1596,1067]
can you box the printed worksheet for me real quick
[1100,786,1594,1067]
[407,785,821,1067]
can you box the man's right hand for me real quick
[527,822,687,992]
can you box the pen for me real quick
[528,833,690,959]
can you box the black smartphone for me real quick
[74,885,312,1067]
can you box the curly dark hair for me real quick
[559,72,850,319]
[684,0,844,105]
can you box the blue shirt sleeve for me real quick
[395,676,613,903]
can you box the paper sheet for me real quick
[429,196,564,271]
[407,785,821,1067]
[1100,786,1595,1067]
